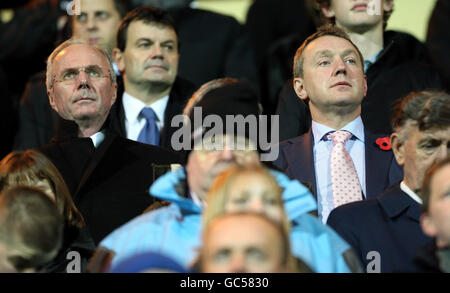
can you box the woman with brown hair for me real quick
[0,150,95,272]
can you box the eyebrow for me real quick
[135,38,176,44]
[59,65,103,74]
[314,49,358,59]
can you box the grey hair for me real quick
[46,38,116,90]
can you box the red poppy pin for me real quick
[376,137,391,151]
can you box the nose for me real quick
[435,143,449,161]
[334,58,347,76]
[228,253,246,273]
[77,70,91,89]
[86,17,97,31]
[218,148,234,161]
[150,43,164,59]
[249,198,264,213]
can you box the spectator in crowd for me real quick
[415,157,450,273]
[0,150,95,273]
[327,91,450,272]
[0,186,63,273]
[39,39,182,244]
[245,0,318,114]
[132,0,258,90]
[99,78,359,273]
[109,6,196,149]
[203,164,361,273]
[0,0,67,158]
[13,0,134,150]
[200,213,292,273]
[276,0,443,140]
[274,25,403,223]
[426,0,450,91]
[109,251,189,273]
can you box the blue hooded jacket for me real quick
[100,168,358,272]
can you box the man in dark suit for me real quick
[40,38,182,245]
[110,6,195,150]
[327,91,450,273]
[276,0,442,140]
[273,25,402,223]
[13,0,135,151]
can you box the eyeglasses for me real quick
[53,65,110,85]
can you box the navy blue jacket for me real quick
[273,129,403,200]
[327,183,432,273]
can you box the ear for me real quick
[110,82,118,106]
[293,77,308,102]
[112,48,125,73]
[363,74,368,97]
[48,90,58,112]
[390,132,405,166]
[383,0,394,14]
[420,213,437,238]
[321,4,335,18]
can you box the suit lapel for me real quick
[365,131,392,199]
[286,129,317,197]
[74,131,117,202]
[378,183,420,223]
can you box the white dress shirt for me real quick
[400,181,423,205]
[122,91,169,141]
[312,116,366,223]
[90,130,105,148]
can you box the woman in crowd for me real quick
[203,164,312,273]
[0,150,95,272]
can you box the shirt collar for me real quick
[400,181,423,205]
[90,130,105,148]
[364,49,382,73]
[112,62,120,76]
[311,116,365,143]
[122,91,169,125]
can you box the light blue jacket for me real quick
[100,168,357,273]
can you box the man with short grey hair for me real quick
[328,91,450,273]
[40,39,182,245]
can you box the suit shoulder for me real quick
[328,199,380,225]
[279,134,307,148]
[115,137,184,163]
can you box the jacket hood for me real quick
[149,168,318,220]
[149,168,202,214]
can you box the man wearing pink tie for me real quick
[273,25,402,223]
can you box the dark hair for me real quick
[391,91,450,132]
[315,0,394,29]
[0,150,85,228]
[421,156,450,213]
[293,24,364,78]
[113,0,135,18]
[116,6,178,52]
[0,186,63,272]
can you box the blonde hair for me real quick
[202,165,300,271]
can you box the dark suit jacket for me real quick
[13,74,195,152]
[40,126,184,245]
[273,128,403,200]
[108,76,196,151]
[327,183,432,273]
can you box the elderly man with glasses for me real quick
[40,39,182,245]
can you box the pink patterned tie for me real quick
[329,130,362,208]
